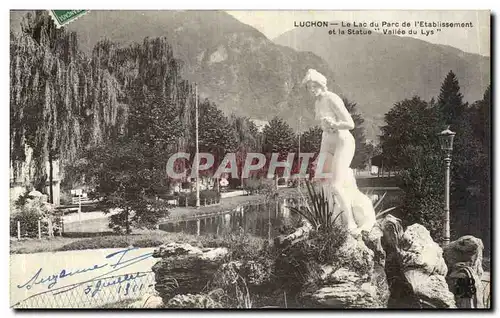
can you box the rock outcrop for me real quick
[443,235,485,308]
[149,215,479,309]
[151,242,228,303]
[165,293,223,308]
[381,215,456,308]
[299,234,390,308]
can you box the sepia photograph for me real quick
[8,9,491,309]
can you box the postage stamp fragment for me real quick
[48,10,88,28]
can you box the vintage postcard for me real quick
[9,10,491,309]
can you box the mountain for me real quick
[10,10,340,132]
[274,25,490,140]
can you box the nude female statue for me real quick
[302,69,375,236]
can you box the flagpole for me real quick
[195,84,200,208]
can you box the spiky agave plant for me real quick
[372,191,398,220]
[288,181,343,231]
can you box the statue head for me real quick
[302,69,327,98]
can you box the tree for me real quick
[435,71,483,215]
[193,99,237,177]
[300,126,322,154]
[398,143,444,238]
[379,95,445,238]
[474,85,491,146]
[61,35,195,232]
[344,98,372,170]
[379,96,442,170]
[82,139,170,234]
[230,115,260,153]
[379,72,491,243]
[229,115,262,182]
[10,11,126,200]
[80,87,183,233]
[459,85,491,250]
[262,117,296,155]
[298,126,322,178]
[128,93,183,150]
[437,70,466,127]
[262,117,297,179]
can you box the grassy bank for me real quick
[10,229,266,255]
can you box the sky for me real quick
[227,10,490,56]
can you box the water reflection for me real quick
[159,198,303,239]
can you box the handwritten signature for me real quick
[84,271,150,298]
[17,247,154,291]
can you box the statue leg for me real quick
[316,152,337,214]
[330,138,357,235]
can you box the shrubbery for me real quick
[59,190,73,205]
[273,225,349,296]
[10,208,48,238]
[206,230,270,261]
[178,190,221,206]
[10,191,60,238]
[242,178,274,195]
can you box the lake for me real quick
[159,189,403,238]
[159,199,302,239]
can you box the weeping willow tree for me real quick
[10,28,74,195]
[12,11,227,211]
[89,36,196,181]
[78,37,195,231]
[130,37,196,183]
[10,11,126,201]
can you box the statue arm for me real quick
[323,94,355,131]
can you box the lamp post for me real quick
[438,125,456,246]
[195,83,200,208]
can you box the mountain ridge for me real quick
[11,10,343,133]
[274,25,490,139]
[10,11,490,141]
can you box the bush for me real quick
[59,191,73,205]
[178,190,221,206]
[207,231,269,261]
[242,178,273,195]
[401,193,443,239]
[273,225,349,297]
[10,209,48,238]
[157,194,178,201]
[10,191,57,238]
